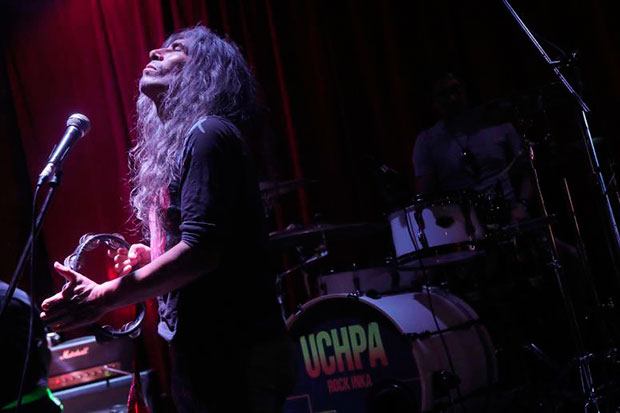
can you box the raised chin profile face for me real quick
[139,38,190,100]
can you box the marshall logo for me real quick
[299,322,388,379]
[58,346,90,360]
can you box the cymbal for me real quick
[268,222,388,249]
[259,178,318,197]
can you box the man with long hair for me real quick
[40,25,295,412]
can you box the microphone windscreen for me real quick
[66,113,91,136]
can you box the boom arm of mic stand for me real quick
[0,173,62,322]
[503,0,588,112]
[503,0,620,261]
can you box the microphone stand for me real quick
[0,172,62,322]
[502,0,620,270]
[503,1,615,411]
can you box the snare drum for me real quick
[389,195,485,267]
[284,289,497,412]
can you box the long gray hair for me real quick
[130,25,256,229]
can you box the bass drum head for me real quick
[284,292,497,413]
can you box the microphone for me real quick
[37,113,90,186]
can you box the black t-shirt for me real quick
[154,116,284,344]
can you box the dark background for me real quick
[1,0,619,401]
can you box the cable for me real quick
[15,184,41,413]
[404,201,470,412]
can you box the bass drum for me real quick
[284,290,497,413]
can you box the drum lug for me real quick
[294,304,304,315]
[347,291,361,299]
[547,258,563,270]
[432,369,461,398]
[417,231,428,248]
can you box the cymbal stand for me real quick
[275,236,329,319]
[276,245,328,280]
[561,178,602,309]
[563,178,620,405]
[503,1,617,410]
[525,138,600,411]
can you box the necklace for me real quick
[452,132,481,178]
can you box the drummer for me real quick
[413,73,533,223]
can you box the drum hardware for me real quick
[275,245,328,280]
[275,242,329,319]
[432,369,462,397]
[506,3,620,408]
[480,181,511,230]
[346,290,361,299]
[412,208,429,249]
[522,342,561,371]
[366,380,417,413]
[421,285,472,413]
[520,130,603,410]
[405,318,482,341]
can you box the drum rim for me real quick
[388,193,481,217]
[395,242,485,266]
[316,265,399,278]
[285,293,411,336]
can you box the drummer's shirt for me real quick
[413,107,524,201]
[148,116,285,344]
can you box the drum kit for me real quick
[268,180,566,412]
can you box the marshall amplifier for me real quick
[52,369,158,413]
[48,336,133,391]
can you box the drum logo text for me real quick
[299,322,388,379]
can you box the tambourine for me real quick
[63,233,145,342]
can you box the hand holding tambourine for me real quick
[41,233,147,342]
[108,243,151,276]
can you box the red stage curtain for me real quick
[2,0,171,395]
